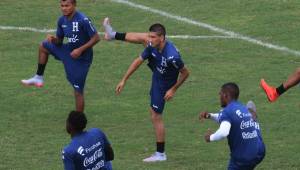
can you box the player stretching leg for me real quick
[261,67,300,102]
[21,0,100,112]
[115,23,189,162]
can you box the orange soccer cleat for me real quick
[260,79,279,102]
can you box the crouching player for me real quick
[200,83,265,170]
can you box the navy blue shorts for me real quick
[150,77,175,114]
[42,41,92,93]
[228,153,265,170]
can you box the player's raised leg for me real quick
[21,43,49,87]
[102,17,149,46]
[282,67,300,90]
[143,108,167,162]
[261,68,300,102]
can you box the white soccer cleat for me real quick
[21,75,44,88]
[102,17,115,40]
[247,100,258,120]
[246,100,256,113]
[143,152,167,162]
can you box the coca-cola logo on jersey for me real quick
[83,148,103,167]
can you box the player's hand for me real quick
[46,34,56,43]
[115,80,125,95]
[204,129,212,143]
[71,48,83,59]
[164,88,176,101]
[199,111,210,122]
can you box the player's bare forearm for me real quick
[78,33,100,53]
[164,67,189,101]
[116,57,144,95]
[121,57,144,82]
[172,66,189,91]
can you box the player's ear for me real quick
[160,35,165,41]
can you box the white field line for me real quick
[110,0,300,56]
[0,25,232,39]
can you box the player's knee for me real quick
[151,110,162,121]
[39,43,47,52]
[74,90,83,98]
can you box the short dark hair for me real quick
[61,0,76,4]
[221,82,240,100]
[149,23,166,37]
[67,111,87,132]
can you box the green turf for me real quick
[1,0,300,169]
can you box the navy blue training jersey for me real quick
[218,101,265,163]
[62,128,111,170]
[141,41,184,85]
[56,11,97,59]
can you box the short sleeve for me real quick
[56,17,64,38]
[171,55,184,70]
[219,109,232,124]
[140,45,152,60]
[93,128,111,146]
[62,149,75,170]
[82,18,97,38]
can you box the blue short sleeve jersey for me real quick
[62,128,112,170]
[140,41,185,113]
[56,11,97,54]
[141,41,184,84]
[219,101,265,164]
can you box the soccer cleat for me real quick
[102,17,115,40]
[260,79,278,102]
[143,152,167,162]
[21,75,44,88]
[246,100,256,113]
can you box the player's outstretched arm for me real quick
[164,66,189,101]
[115,57,144,95]
[205,121,231,143]
[71,33,100,58]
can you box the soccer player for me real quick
[199,83,265,170]
[260,68,300,102]
[102,17,148,46]
[63,111,114,170]
[21,0,100,112]
[115,23,189,162]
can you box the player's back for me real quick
[221,101,265,163]
[63,128,111,170]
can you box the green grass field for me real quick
[1,0,300,169]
